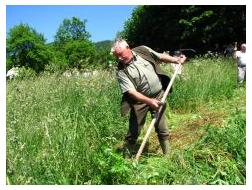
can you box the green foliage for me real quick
[6,59,13,71]
[45,51,68,73]
[6,23,51,72]
[54,17,91,47]
[42,43,68,73]
[15,67,37,80]
[94,40,117,69]
[94,50,116,69]
[7,72,127,184]
[122,5,245,53]
[197,108,246,163]
[95,40,113,52]
[6,58,245,184]
[64,40,96,69]
[167,57,237,111]
[92,146,133,184]
[190,110,245,184]
[179,7,215,45]
[179,6,246,51]
[52,17,99,70]
[122,6,182,50]
[129,109,245,185]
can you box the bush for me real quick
[64,40,96,69]
[45,51,68,73]
[15,67,37,80]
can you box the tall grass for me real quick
[167,57,237,111]
[7,72,128,184]
[132,109,245,184]
[6,57,245,184]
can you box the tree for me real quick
[64,40,96,69]
[53,16,98,69]
[95,40,113,52]
[121,6,183,51]
[179,5,246,52]
[54,17,91,47]
[6,23,51,72]
[45,43,68,73]
[121,5,246,54]
[94,40,115,69]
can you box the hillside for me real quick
[95,40,113,52]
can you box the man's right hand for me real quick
[148,98,164,111]
[128,90,163,111]
[179,54,187,64]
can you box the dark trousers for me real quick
[125,91,169,145]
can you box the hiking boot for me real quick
[159,139,169,155]
[123,142,137,158]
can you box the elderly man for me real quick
[111,38,186,156]
[233,42,246,84]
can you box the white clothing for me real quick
[235,51,246,83]
[235,51,246,67]
[238,67,246,83]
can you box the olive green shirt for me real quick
[117,46,163,97]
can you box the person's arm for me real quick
[233,42,238,59]
[127,89,163,110]
[143,46,187,65]
[159,53,187,64]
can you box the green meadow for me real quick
[6,57,246,184]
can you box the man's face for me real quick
[114,47,133,64]
[241,44,246,53]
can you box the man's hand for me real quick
[178,54,187,64]
[148,98,164,111]
[128,90,163,111]
[160,52,187,65]
[174,54,186,64]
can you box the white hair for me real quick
[241,43,246,48]
[111,38,129,53]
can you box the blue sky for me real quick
[6,5,136,43]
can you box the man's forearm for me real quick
[127,90,162,110]
[127,90,153,105]
[159,53,180,64]
[159,53,186,64]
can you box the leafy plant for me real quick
[7,23,51,72]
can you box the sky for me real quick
[6,5,136,43]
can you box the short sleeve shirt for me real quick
[116,46,163,97]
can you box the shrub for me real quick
[15,67,37,80]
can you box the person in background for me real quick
[111,38,186,157]
[233,42,246,84]
[224,44,234,57]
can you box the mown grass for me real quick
[6,57,245,184]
